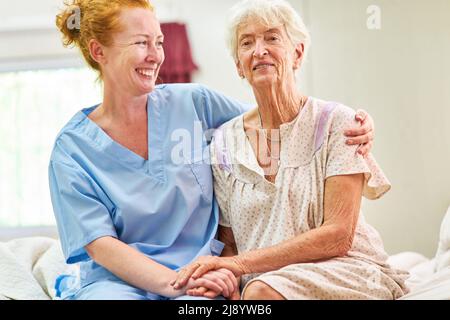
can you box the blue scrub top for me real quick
[48,83,249,287]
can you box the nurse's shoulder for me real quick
[151,82,209,101]
[49,106,97,166]
[151,83,249,129]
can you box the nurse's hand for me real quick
[187,285,241,300]
[185,269,240,299]
[171,256,245,290]
[175,272,232,298]
[345,109,375,157]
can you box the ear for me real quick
[236,60,245,79]
[89,39,107,65]
[293,42,304,70]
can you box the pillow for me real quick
[435,206,450,272]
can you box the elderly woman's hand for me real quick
[344,109,375,157]
[171,256,246,291]
[187,285,241,300]
[185,268,241,300]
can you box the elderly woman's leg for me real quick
[242,258,408,300]
[242,280,286,300]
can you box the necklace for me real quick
[257,95,306,159]
[257,112,280,142]
[254,119,280,175]
[255,96,307,177]
[257,123,280,161]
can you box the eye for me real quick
[135,41,148,46]
[240,40,252,47]
[268,35,280,42]
[156,41,164,47]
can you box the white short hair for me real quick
[227,0,311,62]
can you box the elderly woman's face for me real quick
[101,8,165,96]
[236,21,302,88]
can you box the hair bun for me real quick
[56,1,82,47]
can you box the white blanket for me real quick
[0,237,71,300]
[391,206,450,300]
[400,267,450,300]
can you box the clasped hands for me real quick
[170,256,247,300]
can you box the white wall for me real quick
[302,0,450,257]
[1,0,449,257]
[0,0,82,71]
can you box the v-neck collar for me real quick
[78,94,165,181]
[233,97,312,183]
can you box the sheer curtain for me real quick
[0,68,102,226]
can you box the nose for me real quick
[145,42,163,63]
[253,39,268,58]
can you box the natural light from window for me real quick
[0,68,102,226]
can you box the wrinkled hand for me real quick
[185,269,241,300]
[344,109,375,157]
[187,286,241,300]
[171,256,246,292]
[180,275,226,299]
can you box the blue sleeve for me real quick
[193,84,252,129]
[49,160,117,264]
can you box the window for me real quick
[0,68,102,226]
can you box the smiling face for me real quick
[236,20,303,89]
[100,8,165,96]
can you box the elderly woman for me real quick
[50,0,375,300]
[171,0,409,300]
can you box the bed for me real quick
[392,205,450,300]
[1,206,449,300]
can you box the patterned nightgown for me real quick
[210,97,409,300]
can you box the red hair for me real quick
[56,0,153,77]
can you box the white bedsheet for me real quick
[0,237,71,300]
[388,252,450,299]
[400,267,450,300]
[390,206,450,300]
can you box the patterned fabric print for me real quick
[210,97,409,300]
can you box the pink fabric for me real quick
[214,129,232,173]
[314,102,338,152]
